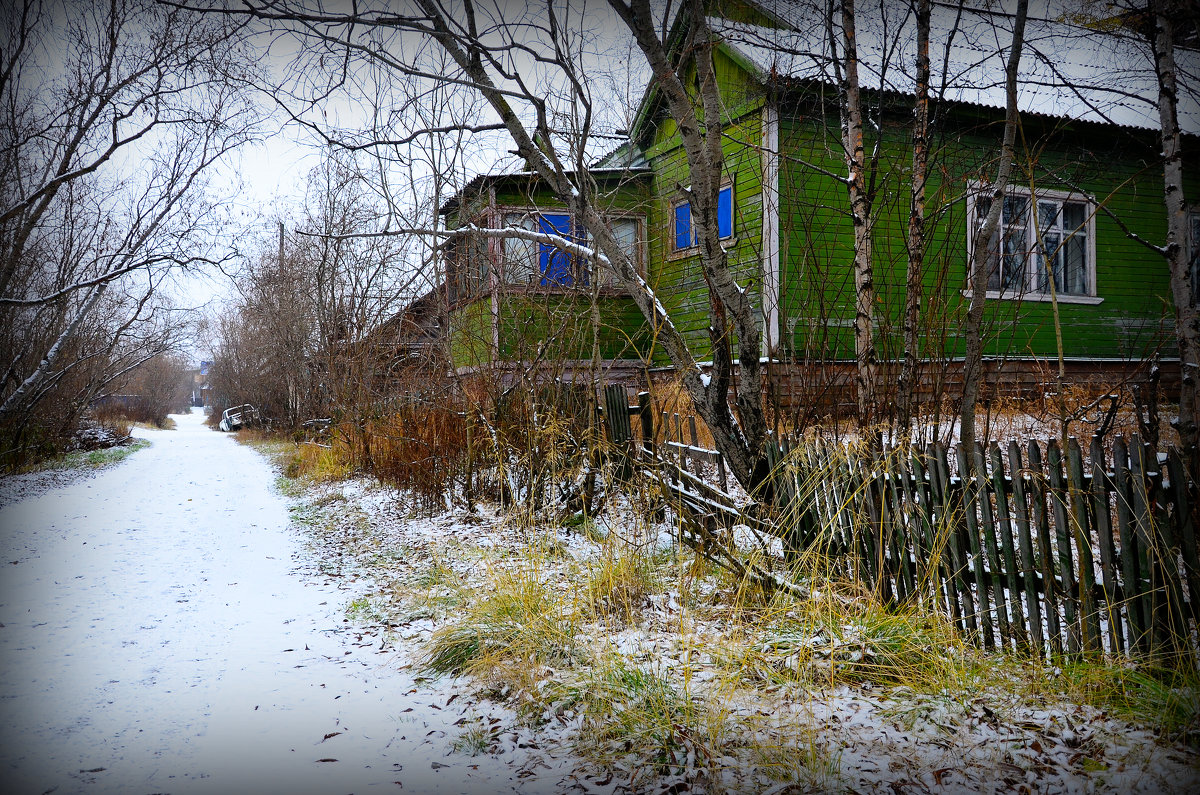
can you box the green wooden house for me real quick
[435,0,1197,403]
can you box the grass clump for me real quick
[556,656,730,787]
[1020,659,1200,745]
[424,564,579,676]
[748,591,968,690]
[585,537,659,624]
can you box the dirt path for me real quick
[0,410,548,794]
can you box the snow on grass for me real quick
[263,451,1200,793]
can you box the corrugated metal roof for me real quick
[714,0,1200,134]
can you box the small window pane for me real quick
[674,202,693,250]
[1038,200,1060,230]
[503,213,537,284]
[1062,233,1088,295]
[1062,201,1086,232]
[718,185,733,239]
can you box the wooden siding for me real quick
[644,46,768,364]
[775,99,1187,364]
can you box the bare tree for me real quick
[1149,0,1199,451]
[175,0,777,491]
[828,0,880,425]
[959,0,1030,448]
[0,0,256,452]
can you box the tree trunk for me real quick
[838,0,878,426]
[898,0,931,432]
[1152,0,1200,451]
[960,0,1028,448]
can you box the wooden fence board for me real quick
[1167,450,1199,627]
[958,444,996,649]
[1068,439,1102,652]
[991,443,1027,651]
[1113,437,1146,652]
[1008,442,1046,656]
[1089,435,1124,655]
[1027,441,1065,657]
[974,443,1013,649]
[1047,441,1082,655]
[934,443,976,638]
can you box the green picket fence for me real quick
[769,434,1198,660]
[598,385,1197,661]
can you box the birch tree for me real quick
[1149,0,1199,451]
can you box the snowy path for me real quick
[0,410,510,795]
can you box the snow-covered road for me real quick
[0,410,500,795]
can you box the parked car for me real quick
[218,404,259,432]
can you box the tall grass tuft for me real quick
[425,563,579,676]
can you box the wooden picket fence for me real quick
[599,385,1198,661]
[770,433,1198,660]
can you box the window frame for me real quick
[671,183,735,255]
[498,206,645,292]
[965,182,1102,305]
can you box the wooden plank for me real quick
[865,445,892,603]
[991,443,1027,652]
[958,443,996,649]
[1089,435,1124,655]
[974,442,1012,649]
[1067,438,1101,653]
[934,442,976,637]
[674,414,686,473]
[1047,441,1081,655]
[1008,442,1046,656]
[910,450,946,614]
[1028,441,1065,657]
[1139,438,1190,657]
[886,447,916,603]
[1113,436,1145,653]
[844,444,877,586]
[604,384,631,444]
[687,415,702,478]
[1128,436,1162,652]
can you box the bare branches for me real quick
[1,0,256,452]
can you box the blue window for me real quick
[673,202,694,250]
[673,185,733,251]
[538,213,578,287]
[717,184,733,239]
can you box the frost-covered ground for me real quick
[0,409,588,794]
[289,474,1200,794]
[4,408,1195,794]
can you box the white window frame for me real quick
[965,182,1102,305]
